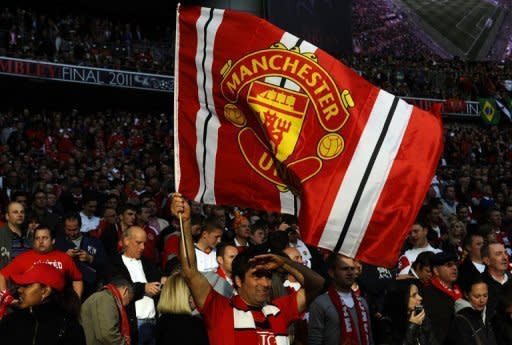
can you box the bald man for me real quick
[283,247,305,292]
[106,226,164,345]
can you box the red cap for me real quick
[11,264,66,291]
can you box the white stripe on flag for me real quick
[269,32,317,215]
[193,8,224,203]
[318,90,396,251]
[340,98,413,257]
[174,5,182,192]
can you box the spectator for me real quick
[80,194,100,233]
[0,225,83,299]
[0,263,85,344]
[203,243,238,297]
[422,251,461,344]
[481,242,511,318]
[454,278,497,345]
[55,213,106,299]
[232,213,251,251]
[398,219,442,276]
[194,217,223,272]
[309,253,374,345]
[408,251,435,287]
[458,232,486,289]
[155,272,209,345]
[382,279,438,345]
[105,226,164,345]
[81,277,134,345]
[0,201,30,269]
[171,194,324,345]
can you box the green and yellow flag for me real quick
[479,98,499,125]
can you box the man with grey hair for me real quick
[81,277,135,345]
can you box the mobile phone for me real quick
[414,305,423,315]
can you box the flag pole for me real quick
[178,212,192,268]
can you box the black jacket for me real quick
[492,310,512,345]
[0,302,85,345]
[481,270,512,319]
[156,313,209,345]
[381,315,439,345]
[454,300,497,345]
[105,254,162,345]
[422,283,456,345]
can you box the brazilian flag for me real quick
[479,98,499,125]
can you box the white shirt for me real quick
[473,261,486,273]
[121,255,156,319]
[338,291,354,308]
[195,247,218,272]
[80,212,100,233]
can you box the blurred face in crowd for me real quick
[103,208,118,225]
[137,206,151,225]
[329,255,356,291]
[120,208,136,228]
[445,186,456,201]
[17,283,51,309]
[47,193,57,208]
[190,201,202,216]
[484,243,508,275]
[83,200,97,216]
[6,202,25,228]
[34,228,54,254]
[145,200,157,217]
[123,226,146,259]
[211,208,226,228]
[466,235,484,261]
[467,282,488,312]
[106,197,119,210]
[33,192,47,209]
[64,219,81,240]
[235,218,251,240]
[489,210,502,228]
[409,224,428,248]
[433,261,458,285]
[429,208,442,225]
[408,284,423,312]
[457,206,470,222]
[218,245,238,275]
[283,247,303,265]
[14,195,28,209]
[250,228,266,245]
[505,206,512,221]
[416,264,432,284]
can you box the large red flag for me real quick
[174,5,443,267]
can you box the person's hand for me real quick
[170,193,191,222]
[77,250,93,263]
[409,309,425,325]
[250,254,286,272]
[66,248,78,257]
[278,222,290,231]
[145,282,161,297]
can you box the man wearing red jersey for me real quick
[171,194,324,345]
[0,225,83,304]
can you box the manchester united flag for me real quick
[174,6,443,267]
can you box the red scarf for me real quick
[103,284,131,345]
[430,277,462,301]
[327,286,369,345]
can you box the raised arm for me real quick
[251,254,324,313]
[170,193,211,309]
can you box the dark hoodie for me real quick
[453,299,497,345]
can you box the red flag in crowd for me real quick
[174,5,443,267]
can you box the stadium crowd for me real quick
[0,95,512,345]
[0,7,174,74]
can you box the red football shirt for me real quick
[0,249,83,281]
[198,288,299,345]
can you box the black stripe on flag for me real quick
[333,96,399,254]
[199,8,215,203]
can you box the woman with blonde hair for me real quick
[441,219,467,260]
[155,272,209,345]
